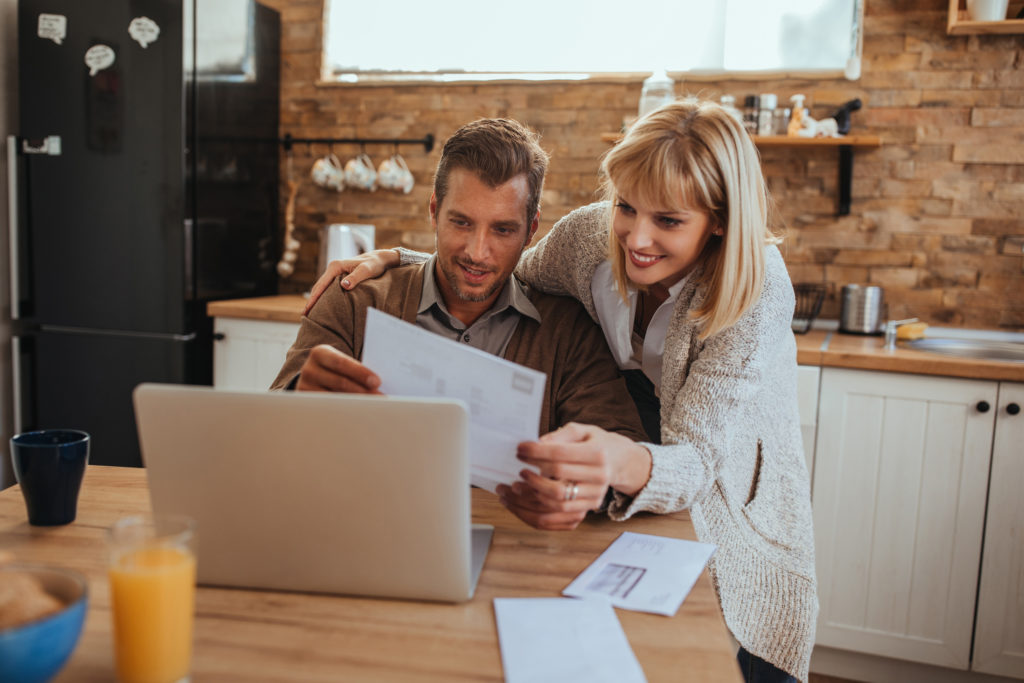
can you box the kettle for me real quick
[318,224,375,275]
[839,284,886,335]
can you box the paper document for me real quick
[494,598,646,683]
[361,308,546,491]
[563,531,716,616]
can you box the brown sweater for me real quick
[271,263,646,441]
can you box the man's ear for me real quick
[429,192,439,229]
[527,211,540,243]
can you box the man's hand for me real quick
[303,249,403,315]
[295,344,383,394]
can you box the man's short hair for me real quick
[433,118,549,226]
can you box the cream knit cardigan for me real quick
[515,203,818,681]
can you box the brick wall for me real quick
[263,0,1024,330]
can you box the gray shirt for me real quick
[416,254,541,357]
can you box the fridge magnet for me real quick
[84,44,115,76]
[37,13,67,45]
[128,17,160,48]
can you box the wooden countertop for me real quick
[207,294,308,323]
[209,295,1024,382]
[1,466,741,682]
[796,329,1024,382]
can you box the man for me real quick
[271,119,645,515]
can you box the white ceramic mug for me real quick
[966,0,1008,21]
[344,153,377,191]
[377,154,414,194]
[311,154,344,192]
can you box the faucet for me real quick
[884,318,919,351]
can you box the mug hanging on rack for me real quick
[344,153,377,191]
[377,153,414,194]
[310,153,344,192]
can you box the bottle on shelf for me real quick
[638,70,676,118]
[788,94,807,137]
[773,107,791,135]
[757,93,777,136]
[719,94,743,124]
[742,95,760,135]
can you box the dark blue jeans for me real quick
[737,647,798,683]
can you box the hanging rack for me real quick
[280,133,434,153]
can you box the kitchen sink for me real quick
[901,338,1024,363]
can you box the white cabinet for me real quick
[813,367,997,669]
[797,365,821,486]
[212,318,300,391]
[972,381,1024,678]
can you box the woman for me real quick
[307,100,816,683]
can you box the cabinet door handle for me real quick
[977,401,990,413]
[1007,403,1021,416]
[213,332,226,341]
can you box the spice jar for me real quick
[758,93,777,136]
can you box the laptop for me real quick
[132,383,493,603]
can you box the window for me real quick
[322,0,863,83]
[192,0,256,81]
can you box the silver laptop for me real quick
[132,383,493,603]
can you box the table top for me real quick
[0,466,741,682]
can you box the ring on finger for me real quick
[563,480,579,502]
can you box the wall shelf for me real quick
[751,135,881,148]
[600,133,881,148]
[601,133,882,216]
[947,0,1024,34]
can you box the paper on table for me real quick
[361,308,546,491]
[494,597,646,683]
[563,531,716,616]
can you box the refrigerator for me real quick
[8,0,280,467]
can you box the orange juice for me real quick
[109,546,196,683]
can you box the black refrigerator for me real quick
[8,0,280,466]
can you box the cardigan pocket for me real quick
[742,439,800,552]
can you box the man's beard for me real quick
[440,256,503,303]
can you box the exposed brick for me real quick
[921,89,1003,107]
[880,179,932,197]
[973,219,1024,236]
[825,265,871,284]
[269,0,1024,329]
[834,249,916,266]
[927,50,1017,71]
[869,267,920,288]
[971,107,1024,127]
[1002,236,1024,256]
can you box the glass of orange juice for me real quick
[108,515,197,683]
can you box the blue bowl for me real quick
[0,565,88,683]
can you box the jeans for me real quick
[736,647,798,683]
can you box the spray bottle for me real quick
[788,94,807,137]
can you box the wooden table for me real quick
[0,466,741,682]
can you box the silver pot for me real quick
[839,284,886,335]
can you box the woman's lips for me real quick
[628,250,665,268]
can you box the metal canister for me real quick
[839,284,886,335]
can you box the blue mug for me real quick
[10,430,90,526]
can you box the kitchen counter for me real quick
[207,294,307,323]
[797,329,1024,382]
[208,296,1024,382]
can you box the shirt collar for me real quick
[418,254,542,324]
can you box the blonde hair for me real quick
[601,99,781,339]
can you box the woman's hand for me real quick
[496,423,652,531]
[303,249,402,315]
